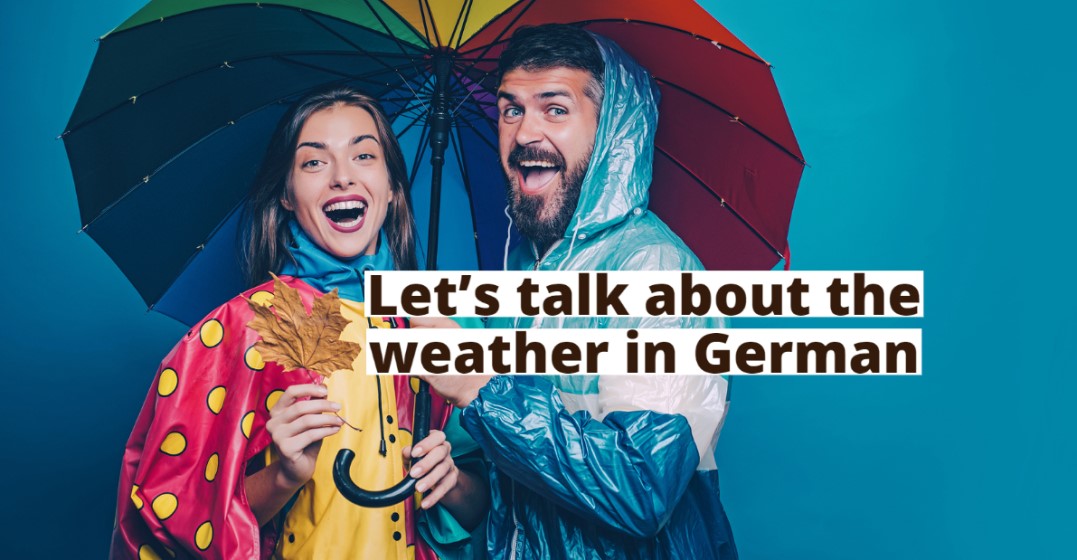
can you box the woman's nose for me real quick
[331,166,354,189]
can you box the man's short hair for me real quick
[498,24,605,110]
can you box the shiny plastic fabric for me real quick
[468,35,735,559]
[111,277,454,559]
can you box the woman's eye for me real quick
[355,153,375,161]
[301,160,323,169]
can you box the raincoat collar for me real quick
[559,33,659,245]
[279,219,392,302]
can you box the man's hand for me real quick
[403,430,456,509]
[422,374,492,409]
[409,317,461,329]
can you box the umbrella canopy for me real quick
[64,0,804,326]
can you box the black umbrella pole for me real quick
[425,53,453,271]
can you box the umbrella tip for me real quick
[76,224,88,235]
[56,130,70,140]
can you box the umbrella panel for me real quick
[86,104,284,312]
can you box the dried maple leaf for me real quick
[246,275,361,377]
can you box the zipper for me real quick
[509,480,521,560]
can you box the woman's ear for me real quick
[280,194,294,211]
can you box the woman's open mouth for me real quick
[323,197,367,232]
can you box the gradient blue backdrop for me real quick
[2,1,1073,557]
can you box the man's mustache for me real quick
[508,145,565,169]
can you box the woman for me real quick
[111,87,485,559]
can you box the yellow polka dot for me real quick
[265,389,284,412]
[244,346,264,371]
[205,453,220,482]
[151,493,178,520]
[138,544,162,560]
[241,411,255,439]
[157,368,178,397]
[410,377,420,394]
[207,386,226,415]
[195,521,213,550]
[200,319,224,348]
[131,484,143,510]
[160,432,187,456]
[250,290,274,307]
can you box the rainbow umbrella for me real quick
[64,0,803,326]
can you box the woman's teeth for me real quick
[324,200,366,225]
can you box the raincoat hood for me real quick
[564,32,659,240]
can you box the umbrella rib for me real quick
[369,0,431,48]
[455,0,538,78]
[65,53,415,135]
[359,0,434,79]
[77,69,410,231]
[653,145,784,259]
[654,77,805,164]
[575,19,766,66]
[145,199,248,314]
[415,0,434,46]
[455,105,497,136]
[420,0,444,46]
[454,113,499,154]
[453,0,536,54]
[273,54,413,86]
[447,0,474,50]
[301,11,424,84]
[407,120,432,191]
[302,9,433,113]
[458,21,766,68]
[448,122,485,268]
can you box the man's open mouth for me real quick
[323,198,367,231]
[516,160,562,194]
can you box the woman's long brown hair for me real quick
[241,87,417,286]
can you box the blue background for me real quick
[2,0,1074,557]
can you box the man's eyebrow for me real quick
[538,90,573,100]
[497,90,574,103]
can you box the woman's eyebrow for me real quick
[295,135,379,151]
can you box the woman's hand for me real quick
[265,383,344,487]
[403,430,458,510]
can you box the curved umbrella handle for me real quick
[333,379,431,507]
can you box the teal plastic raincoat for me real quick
[462,34,737,559]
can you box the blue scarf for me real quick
[278,220,393,303]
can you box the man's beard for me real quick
[504,145,592,249]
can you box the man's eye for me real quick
[549,107,568,116]
[503,107,522,118]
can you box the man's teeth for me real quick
[519,161,558,168]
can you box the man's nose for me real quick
[514,113,544,146]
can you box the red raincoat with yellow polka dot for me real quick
[110,276,452,559]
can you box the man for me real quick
[425,24,736,559]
